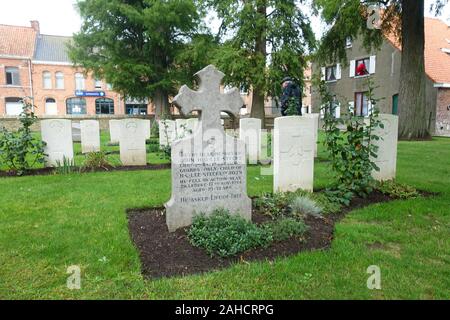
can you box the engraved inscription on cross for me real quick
[172,65,243,131]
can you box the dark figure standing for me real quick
[280,77,302,116]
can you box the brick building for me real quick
[0,21,153,117]
[312,18,450,137]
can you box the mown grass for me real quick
[0,136,449,299]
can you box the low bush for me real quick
[188,209,272,258]
[81,152,111,172]
[290,196,323,219]
[376,180,420,199]
[264,218,308,242]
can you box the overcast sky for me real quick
[0,0,448,38]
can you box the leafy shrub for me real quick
[290,196,323,219]
[55,156,77,175]
[0,99,46,175]
[310,192,342,215]
[377,180,420,199]
[188,209,272,258]
[81,152,111,172]
[264,218,308,242]
[316,76,383,199]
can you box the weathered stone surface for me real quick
[239,118,262,164]
[80,120,100,154]
[304,113,320,157]
[159,120,176,147]
[41,119,74,167]
[72,122,81,142]
[119,119,147,166]
[143,119,151,140]
[186,118,200,136]
[109,120,121,143]
[165,65,251,232]
[372,114,398,181]
[273,116,315,192]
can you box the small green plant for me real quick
[81,152,111,172]
[0,99,46,175]
[290,196,323,219]
[377,180,420,199]
[253,192,292,219]
[55,157,77,175]
[264,218,308,242]
[188,209,272,258]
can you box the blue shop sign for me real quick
[75,90,106,97]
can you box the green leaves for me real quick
[0,100,46,176]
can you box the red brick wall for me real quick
[0,58,33,115]
[435,88,450,136]
[31,64,123,116]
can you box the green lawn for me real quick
[0,136,449,299]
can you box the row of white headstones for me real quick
[159,113,399,192]
[41,119,151,167]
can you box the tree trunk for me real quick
[398,0,430,140]
[250,0,267,128]
[153,88,170,119]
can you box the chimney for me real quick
[30,20,40,34]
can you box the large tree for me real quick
[313,0,448,140]
[202,0,316,124]
[69,0,208,116]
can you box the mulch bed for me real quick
[127,191,394,279]
[0,163,171,178]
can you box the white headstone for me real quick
[186,118,200,136]
[274,116,315,192]
[119,119,147,166]
[80,120,101,154]
[239,118,262,164]
[109,120,121,144]
[41,119,74,167]
[175,119,188,138]
[372,114,398,181]
[304,113,320,157]
[72,123,81,142]
[159,120,176,147]
[165,65,252,232]
[143,119,151,140]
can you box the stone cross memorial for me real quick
[165,65,252,232]
[239,118,262,164]
[119,119,147,166]
[273,116,315,192]
[159,119,176,147]
[41,119,74,167]
[109,120,121,144]
[372,114,399,181]
[80,120,101,154]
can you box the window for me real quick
[346,37,352,48]
[95,98,114,115]
[5,67,20,86]
[355,92,369,117]
[325,66,337,81]
[66,97,87,115]
[106,83,113,91]
[43,71,52,89]
[55,72,64,89]
[94,78,103,90]
[126,104,147,115]
[46,98,56,103]
[355,58,370,76]
[5,97,23,115]
[75,73,85,90]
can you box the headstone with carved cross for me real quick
[165,65,252,232]
[273,116,315,192]
[371,114,398,181]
